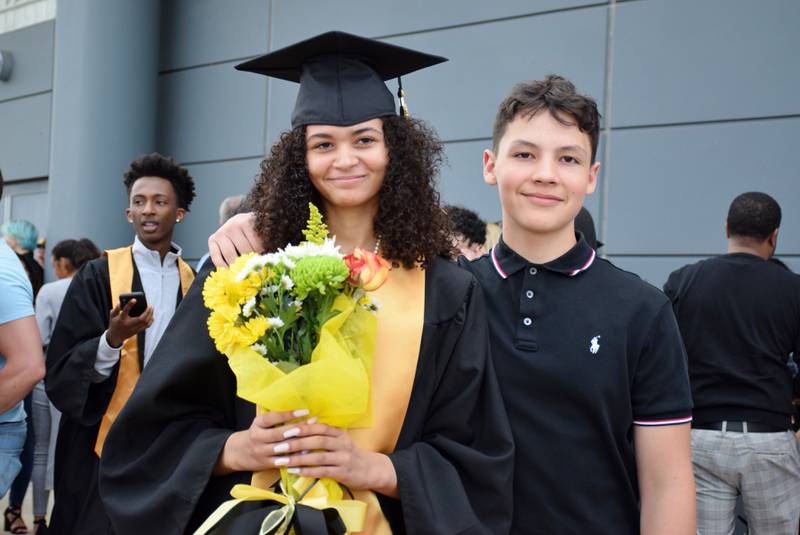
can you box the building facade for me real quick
[1,0,798,283]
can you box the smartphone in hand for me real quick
[118,292,148,317]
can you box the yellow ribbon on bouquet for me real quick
[192,477,366,535]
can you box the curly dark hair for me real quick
[493,74,601,162]
[250,116,454,268]
[123,153,196,210]
[445,205,486,246]
[52,238,101,271]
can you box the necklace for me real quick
[373,237,381,254]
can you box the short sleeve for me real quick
[0,257,34,324]
[631,301,693,426]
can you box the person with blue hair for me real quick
[2,220,44,298]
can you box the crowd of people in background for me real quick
[0,30,798,535]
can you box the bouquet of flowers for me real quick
[196,203,390,535]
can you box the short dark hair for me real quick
[123,153,196,210]
[492,74,601,162]
[445,205,486,246]
[52,238,101,271]
[727,192,781,241]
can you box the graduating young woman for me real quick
[99,32,513,535]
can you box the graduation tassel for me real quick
[397,76,409,117]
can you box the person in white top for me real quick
[43,153,196,534]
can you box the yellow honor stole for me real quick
[94,245,195,457]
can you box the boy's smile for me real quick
[483,110,600,262]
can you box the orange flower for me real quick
[344,248,391,291]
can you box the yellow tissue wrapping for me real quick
[226,293,376,429]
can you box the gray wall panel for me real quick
[0,93,50,179]
[0,21,53,102]
[606,118,800,255]
[160,0,269,71]
[267,8,607,145]
[612,0,800,127]
[605,255,708,288]
[271,0,606,47]
[440,139,501,223]
[157,62,267,164]
[607,255,800,288]
[172,157,263,260]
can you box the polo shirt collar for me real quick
[490,232,596,279]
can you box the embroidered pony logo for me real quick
[589,336,601,355]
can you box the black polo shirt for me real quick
[664,253,800,429]
[462,235,693,535]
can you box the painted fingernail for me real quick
[287,468,301,474]
[306,417,318,425]
[283,427,300,439]
[273,443,290,454]
[274,457,290,466]
[293,409,310,418]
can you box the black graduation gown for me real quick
[45,256,146,535]
[99,257,514,535]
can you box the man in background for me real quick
[665,191,800,535]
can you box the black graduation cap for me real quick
[235,31,447,128]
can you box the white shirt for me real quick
[35,276,73,347]
[94,236,184,379]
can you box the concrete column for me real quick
[46,0,160,251]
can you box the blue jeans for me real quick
[0,419,26,497]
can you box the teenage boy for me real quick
[45,153,196,534]
[466,74,695,534]
[205,76,696,534]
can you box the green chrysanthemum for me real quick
[290,255,349,300]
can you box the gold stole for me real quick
[252,266,426,534]
[94,245,195,457]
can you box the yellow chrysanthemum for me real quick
[203,253,264,311]
[208,305,269,355]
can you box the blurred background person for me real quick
[195,194,249,271]
[664,192,800,535]
[445,204,487,260]
[2,220,44,298]
[2,219,45,533]
[24,238,101,534]
[0,169,45,532]
[484,221,502,251]
[574,206,603,251]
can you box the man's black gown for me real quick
[99,257,514,534]
[45,257,146,535]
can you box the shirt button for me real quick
[529,267,538,275]
[522,317,533,326]
[525,290,534,299]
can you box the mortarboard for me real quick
[235,31,447,128]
